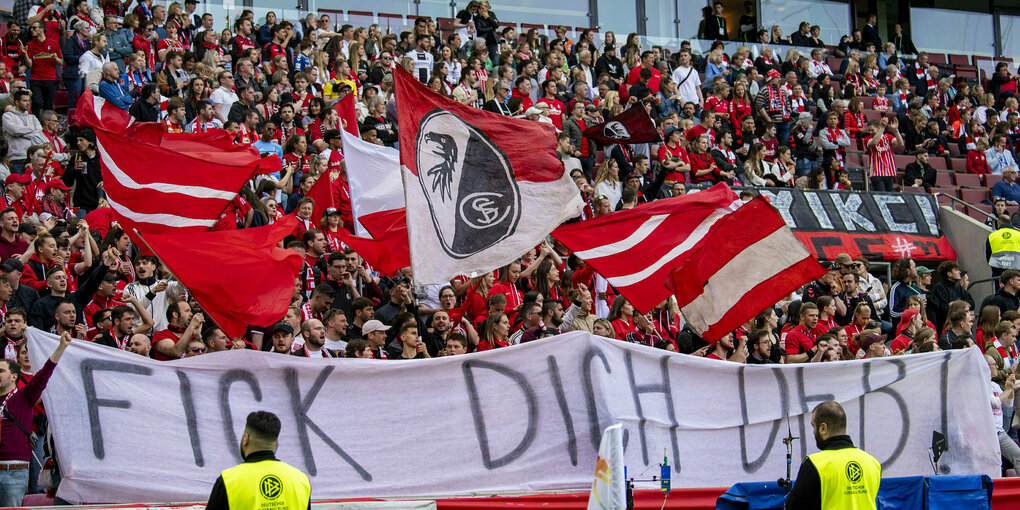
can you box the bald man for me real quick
[126,334,151,357]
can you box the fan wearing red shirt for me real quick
[626,51,661,95]
[785,302,820,363]
[151,301,204,361]
[476,312,511,351]
[864,117,903,192]
[487,261,524,324]
[685,110,717,145]
[891,308,923,353]
[25,22,62,113]
[706,332,747,362]
[658,127,690,183]
[539,79,566,129]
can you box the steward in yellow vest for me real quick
[205,411,311,510]
[786,401,881,510]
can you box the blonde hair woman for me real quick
[593,158,622,209]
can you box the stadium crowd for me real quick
[0,0,1020,503]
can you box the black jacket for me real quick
[129,99,160,123]
[981,288,1020,316]
[927,280,974,329]
[28,262,109,331]
[904,162,937,190]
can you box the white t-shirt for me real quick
[407,49,434,83]
[671,65,702,105]
[992,380,1005,433]
[208,86,238,122]
[324,338,348,352]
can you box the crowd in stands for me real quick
[2,0,1020,502]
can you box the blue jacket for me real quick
[99,78,134,110]
[62,34,91,79]
[106,28,135,71]
[986,147,1018,175]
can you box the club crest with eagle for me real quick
[415,109,521,259]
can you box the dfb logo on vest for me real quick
[845,461,863,484]
[416,109,521,259]
[259,474,283,499]
[603,121,630,140]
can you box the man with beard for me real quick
[785,302,820,363]
[151,300,204,360]
[270,322,295,354]
[785,401,880,509]
[293,319,340,358]
[126,333,151,357]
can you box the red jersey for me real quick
[784,324,817,356]
[626,65,661,94]
[657,144,689,183]
[273,124,305,146]
[152,327,191,361]
[26,38,61,81]
[865,133,897,177]
[685,124,715,145]
[542,98,565,129]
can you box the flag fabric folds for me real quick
[334,92,361,137]
[586,423,626,510]
[394,67,583,284]
[306,170,337,226]
[341,130,404,237]
[667,196,828,341]
[552,184,741,314]
[582,105,661,146]
[137,217,303,338]
[93,129,261,235]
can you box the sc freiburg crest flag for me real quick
[395,67,584,284]
[582,104,661,146]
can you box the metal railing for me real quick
[933,192,996,223]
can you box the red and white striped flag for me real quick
[667,196,827,341]
[551,184,742,314]
[94,129,264,235]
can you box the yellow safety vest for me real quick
[221,458,311,510]
[989,228,1020,270]
[808,447,881,510]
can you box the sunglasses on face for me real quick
[190,346,206,353]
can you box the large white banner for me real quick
[27,329,999,504]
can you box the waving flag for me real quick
[551,184,741,314]
[340,208,411,276]
[334,92,361,137]
[94,129,263,236]
[75,90,282,174]
[667,196,827,341]
[137,217,302,337]
[341,130,404,237]
[582,105,661,146]
[395,67,583,284]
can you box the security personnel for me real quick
[786,401,880,510]
[205,411,311,510]
[987,218,1020,279]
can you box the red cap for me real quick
[4,174,29,186]
[46,180,71,192]
[766,69,781,80]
